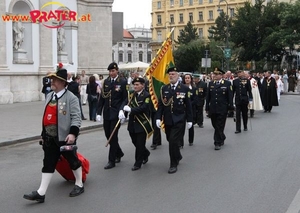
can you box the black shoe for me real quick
[104,162,115,169]
[198,124,204,128]
[168,167,177,174]
[150,144,157,150]
[244,128,248,131]
[23,191,45,203]
[69,185,84,197]
[179,145,183,149]
[142,156,149,165]
[235,130,241,134]
[177,155,183,165]
[82,117,87,120]
[214,145,221,150]
[131,166,141,171]
[189,143,193,146]
[115,153,124,163]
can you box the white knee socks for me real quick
[72,167,83,187]
[37,173,53,196]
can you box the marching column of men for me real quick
[156,67,193,174]
[97,62,127,170]
[123,77,153,171]
[193,74,207,128]
[94,63,279,174]
[232,70,253,133]
[206,68,234,150]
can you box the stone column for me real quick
[0,2,13,104]
[0,1,9,71]
[77,0,113,74]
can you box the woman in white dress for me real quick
[245,72,263,117]
[275,74,283,101]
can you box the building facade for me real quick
[150,0,246,53]
[112,27,152,65]
[0,0,113,104]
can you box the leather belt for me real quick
[45,125,57,137]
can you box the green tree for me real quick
[266,0,300,69]
[173,39,207,72]
[175,21,199,45]
[230,0,284,65]
[208,12,232,42]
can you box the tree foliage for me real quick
[175,21,199,45]
[173,39,207,72]
[174,0,300,71]
[208,12,232,43]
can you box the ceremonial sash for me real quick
[130,94,154,138]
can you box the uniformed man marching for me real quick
[156,67,193,174]
[232,70,253,133]
[123,77,153,171]
[97,62,127,169]
[205,68,234,150]
[193,74,207,128]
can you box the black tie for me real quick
[53,94,58,103]
[111,79,115,83]
[171,85,175,90]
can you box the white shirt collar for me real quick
[171,81,179,87]
[137,89,144,96]
[53,89,66,99]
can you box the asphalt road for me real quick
[1,95,300,213]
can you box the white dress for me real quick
[249,78,263,110]
[276,80,283,101]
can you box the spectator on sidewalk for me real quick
[80,70,89,105]
[68,75,87,120]
[86,75,100,121]
[282,71,288,93]
[41,71,52,99]
[288,74,297,92]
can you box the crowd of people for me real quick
[29,63,294,203]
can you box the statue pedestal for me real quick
[13,49,29,63]
[58,51,69,63]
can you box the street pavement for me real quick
[1,94,300,213]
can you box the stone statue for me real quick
[57,27,66,52]
[13,21,25,50]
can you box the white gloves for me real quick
[156,119,161,129]
[96,115,102,122]
[249,101,253,105]
[123,105,131,112]
[118,110,126,120]
[187,122,193,129]
[120,118,125,124]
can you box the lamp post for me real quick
[217,0,230,71]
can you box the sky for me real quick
[112,0,152,29]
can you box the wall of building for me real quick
[0,0,113,104]
[112,27,152,65]
[150,0,246,53]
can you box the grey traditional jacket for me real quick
[43,89,81,141]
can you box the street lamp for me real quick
[217,0,230,71]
